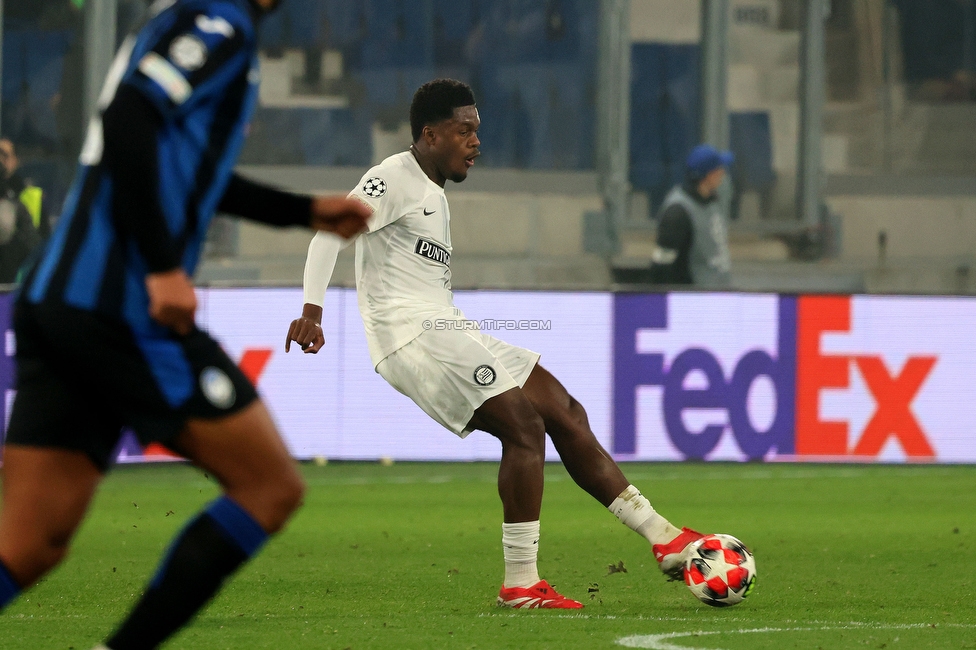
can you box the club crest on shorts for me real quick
[200,366,236,409]
[474,364,496,386]
[362,177,387,198]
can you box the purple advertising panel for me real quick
[202,288,612,462]
[613,292,976,463]
[612,293,796,461]
[1,289,975,464]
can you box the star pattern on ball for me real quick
[362,177,387,198]
[683,534,756,607]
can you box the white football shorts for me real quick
[376,328,541,437]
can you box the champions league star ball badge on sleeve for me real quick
[362,177,387,198]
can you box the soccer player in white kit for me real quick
[286,79,706,609]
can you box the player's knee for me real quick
[269,470,305,525]
[567,396,592,430]
[11,534,73,585]
[568,395,587,420]
[42,543,70,574]
[510,410,547,454]
[547,395,589,441]
[236,468,305,534]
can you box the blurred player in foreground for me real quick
[286,79,705,609]
[0,0,369,648]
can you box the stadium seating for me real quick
[239,107,372,166]
[729,111,776,220]
[355,0,434,70]
[1,28,75,149]
[629,42,701,214]
[258,0,328,50]
[892,0,976,83]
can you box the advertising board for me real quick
[1,289,973,464]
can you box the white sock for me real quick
[502,521,541,588]
[608,485,681,546]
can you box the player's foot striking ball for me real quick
[653,527,706,580]
[287,78,737,608]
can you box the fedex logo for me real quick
[612,294,938,461]
[794,296,935,459]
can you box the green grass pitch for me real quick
[1,461,975,649]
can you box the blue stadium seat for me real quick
[892,0,974,81]
[240,107,373,166]
[476,0,594,65]
[729,111,776,220]
[629,43,701,213]
[259,0,327,49]
[258,7,287,49]
[662,44,700,188]
[475,61,593,170]
[473,1,599,170]
[432,0,475,67]
[729,112,776,192]
[2,29,75,148]
[629,44,667,206]
[356,0,433,70]
[357,67,437,108]
[298,107,373,166]
[470,65,516,167]
[238,109,306,164]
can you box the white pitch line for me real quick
[616,623,976,650]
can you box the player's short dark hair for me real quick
[410,79,476,142]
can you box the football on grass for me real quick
[683,534,756,607]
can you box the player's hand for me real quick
[146,268,197,336]
[310,196,371,240]
[285,303,325,353]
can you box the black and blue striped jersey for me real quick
[21,0,261,332]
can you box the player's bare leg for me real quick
[521,365,628,506]
[103,401,305,649]
[467,388,582,608]
[521,364,703,579]
[0,447,103,604]
[467,388,545,523]
[175,400,304,533]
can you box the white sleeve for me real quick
[302,231,346,307]
[350,167,404,232]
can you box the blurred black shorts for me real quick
[4,302,258,472]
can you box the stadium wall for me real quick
[0,289,972,464]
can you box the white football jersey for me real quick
[349,151,463,367]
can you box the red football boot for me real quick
[497,580,584,609]
[653,527,705,580]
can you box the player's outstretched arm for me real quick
[218,174,370,238]
[310,195,371,239]
[285,230,350,354]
